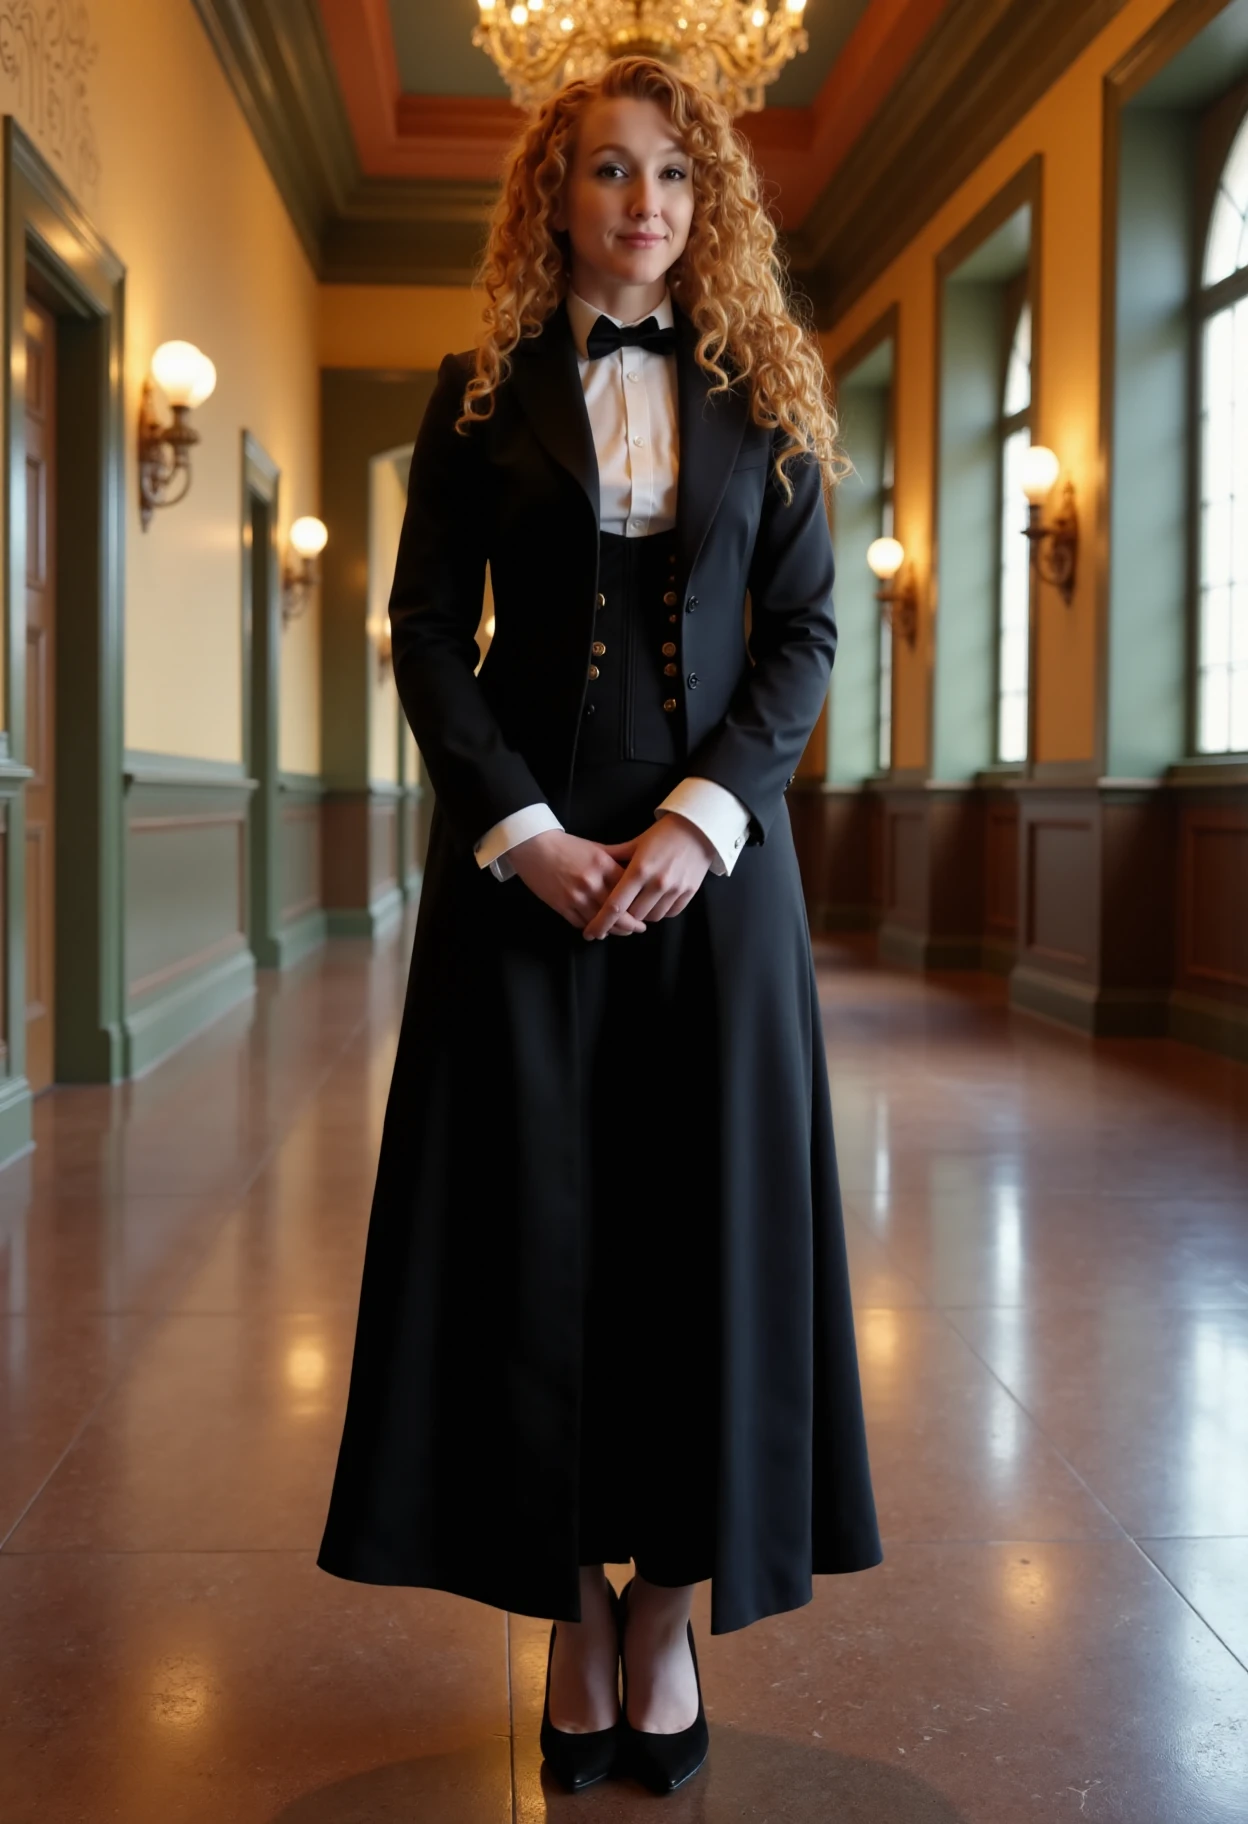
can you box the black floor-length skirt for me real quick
[318,533,882,1634]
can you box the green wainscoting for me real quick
[122,754,257,1076]
[276,772,329,967]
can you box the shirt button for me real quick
[630,518,643,530]
[734,835,743,849]
[627,371,640,383]
[687,672,699,688]
[633,435,645,447]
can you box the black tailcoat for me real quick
[317,304,882,1634]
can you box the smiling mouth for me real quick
[620,233,665,245]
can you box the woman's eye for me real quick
[595,163,627,179]
[662,166,688,181]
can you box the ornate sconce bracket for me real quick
[138,383,199,530]
[1023,480,1078,606]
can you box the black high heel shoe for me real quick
[538,1576,622,1791]
[618,1577,710,1794]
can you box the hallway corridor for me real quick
[1,926,1246,1823]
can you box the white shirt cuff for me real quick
[655,777,751,877]
[474,803,564,880]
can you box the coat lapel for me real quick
[674,305,750,580]
[509,304,600,533]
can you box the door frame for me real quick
[241,431,281,966]
[1,118,126,1135]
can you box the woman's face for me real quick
[556,96,694,305]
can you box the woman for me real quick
[318,55,882,1796]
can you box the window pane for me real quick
[998,425,1031,763]
[1204,117,1248,285]
[878,617,892,773]
[1198,298,1248,753]
[1004,303,1032,417]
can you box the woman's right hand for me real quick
[507,831,647,934]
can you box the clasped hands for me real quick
[507,815,717,940]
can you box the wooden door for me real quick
[24,296,56,1094]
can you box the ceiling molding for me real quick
[793,0,1136,325]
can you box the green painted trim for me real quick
[1169,991,1248,1063]
[0,1072,32,1170]
[278,771,326,797]
[326,884,404,940]
[0,759,33,792]
[123,751,253,788]
[7,121,128,1087]
[273,908,328,970]
[123,946,256,1078]
[242,432,283,976]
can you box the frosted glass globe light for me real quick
[290,516,328,559]
[151,341,216,410]
[1021,444,1060,505]
[867,537,905,582]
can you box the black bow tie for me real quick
[584,315,677,361]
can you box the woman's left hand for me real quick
[582,815,716,940]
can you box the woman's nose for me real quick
[628,186,661,219]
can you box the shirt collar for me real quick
[565,287,674,358]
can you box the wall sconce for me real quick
[138,341,217,531]
[867,537,919,647]
[1021,446,1078,605]
[281,516,329,625]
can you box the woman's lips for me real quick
[619,233,665,247]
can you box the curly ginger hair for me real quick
[456,56,846,503]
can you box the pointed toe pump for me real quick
[618,1578,710,1795]
[538,1578,622,1791]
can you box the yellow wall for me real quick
[0,0,321,770]
[821,0,1177,771]
[368,454,406,785]
[320,286,485,371]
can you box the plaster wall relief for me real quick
[0,1,99,197]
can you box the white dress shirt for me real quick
[473,288,751,881]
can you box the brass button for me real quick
[664,662,678,676]
[591,640,606,656]
[668,613,678,623]
[663,697,677,713]
[588,664,600,680]
[661,641,677,657]
[663,589,678,606]
[596,592,606,608]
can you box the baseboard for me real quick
[1169,990,1248,1063]
[1009,965,1169,1038]
[326,884,404,941]
[809,901,874,933]
[123,945,257,1077]
[0,1073,33,1171]
[271,908,329,971]
[878,923,983,971]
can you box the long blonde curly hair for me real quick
[456,56,845,502]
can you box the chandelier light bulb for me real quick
[511,3,528,22]
[478,0,495,10]
[560,13,574,28]
[751,7,767,25]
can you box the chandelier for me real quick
[473,0,810,117]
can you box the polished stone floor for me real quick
[2,924,1247,1822]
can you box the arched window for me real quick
[878,426,895,772]
[1198,110,1248,754]
[997,298,1032,764]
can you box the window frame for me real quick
[1190,91,1248,760]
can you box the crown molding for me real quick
[793,0,1134,325]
